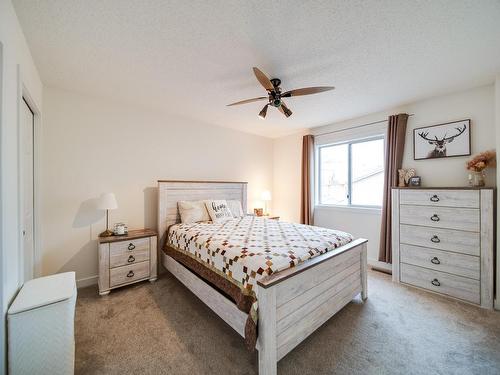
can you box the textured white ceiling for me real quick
[13,0,500,138]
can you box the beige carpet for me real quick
[75,270,500,375]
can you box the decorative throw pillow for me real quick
[227,200,244,218]
[204,200,233,222]
[178,200,210,223]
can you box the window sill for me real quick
[315,204,382,215]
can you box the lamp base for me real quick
[99,229,114,237]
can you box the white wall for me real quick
[272,130,308,222]
[0,1,43,372]
[41,86,274,285]
[274,85,497,269]
[402,85,496,187]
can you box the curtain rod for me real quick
[315,113,414,137]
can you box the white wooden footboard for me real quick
[257,239,368,375]
[162,239,367,375]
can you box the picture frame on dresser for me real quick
[391,187,494,309]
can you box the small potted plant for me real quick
[466,150,496,187]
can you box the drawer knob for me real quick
[128,255,135,263]
[430,214,440,222]
[128,243,136,251]
[430,195,440,202]
[430,257,441,265]
[431,235,440,243]
[127,270,134,278]
[431,278,441,287]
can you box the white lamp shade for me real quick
[98,193,118,210]
[261,190,272,201]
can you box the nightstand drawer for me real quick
[110,261,150,287]
[110,237,150,257]
[110,247,150,268]
[400,263,480,304]
[400,189,479,208]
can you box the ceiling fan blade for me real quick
[253,67,274,91]
[281,86,335,98]
[226,96,268,106]
[278,101,293,118]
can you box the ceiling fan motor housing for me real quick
[270,78,281,88]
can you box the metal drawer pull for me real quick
[127,243,136,251]
[431,278,440,287]
[430,257,440,265]
[127,255,135,263]
[431,235,440,243]
[430,195,440,202]
[127,270,134,278]
[430,214,440,222]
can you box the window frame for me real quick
[316,134,385,210]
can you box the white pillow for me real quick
[178,200,210,223]
[227,200,244,218]
[204,200,233,222]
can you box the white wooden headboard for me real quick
[157,180,248,250]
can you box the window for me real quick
[317,137,385,207]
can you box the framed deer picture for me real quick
[413,119,471,160]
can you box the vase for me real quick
[468,171,485,187]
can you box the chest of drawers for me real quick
[98,229,158,295]
[392,188,494,309]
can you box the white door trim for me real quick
[0,40,6,375]
[17,66,42,281]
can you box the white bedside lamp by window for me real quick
[98,193,118,237]
[261,190,271,216]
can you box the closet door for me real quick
[21,98,35,282]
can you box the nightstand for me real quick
[97,229,157,295]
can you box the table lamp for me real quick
[261,190,271,216]
[98,193,118,237]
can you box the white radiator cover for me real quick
[8,272,77,375]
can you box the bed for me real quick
[157,180,368,375]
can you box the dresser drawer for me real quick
[400,190,479,208]
[400,224,479,256]
[110,237,150,257]
[110,261,150,287]
[400,244,479,280]
[110,247,150,268]
[399,205,479,232]
[400,263,480,304]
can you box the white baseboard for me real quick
[368,258,392,273]
[76,275,98,288]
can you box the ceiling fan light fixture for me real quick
[258,104,268,119]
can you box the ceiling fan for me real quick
[227,67,335,119]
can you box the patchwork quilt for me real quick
[167,216,354,293]
[166,216,353,350]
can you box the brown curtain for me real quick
[300,135,314,225]
[379,113,409,263]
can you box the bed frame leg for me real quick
[258,286,277,375]
[360,243,368,301]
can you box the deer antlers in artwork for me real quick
[418,124,467,145]
[418,124,467,158]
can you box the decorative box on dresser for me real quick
[98,229,158,295]
[392,188,494,309]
